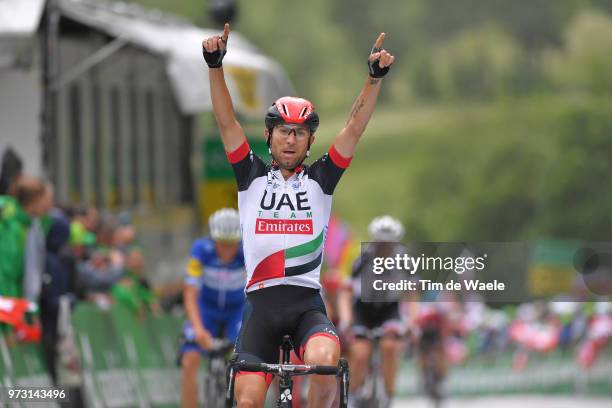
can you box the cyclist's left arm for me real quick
[336,285,353,333]
[332,32,395,158]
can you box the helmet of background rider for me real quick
[368,215,405,242]
[209,208,241,242]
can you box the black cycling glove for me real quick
[368,45,390,78]
[203,37,227,68]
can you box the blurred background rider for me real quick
[179,208,245,408]
[338,215,409,408]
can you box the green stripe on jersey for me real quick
[285,229,325,259]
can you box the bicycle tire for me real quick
[213,361,228,408]
[203,356,227,408]
[422,352,442,406]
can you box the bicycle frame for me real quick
[205,339,234,408]
[352,326,407,408]
[365,333,383,403]
[418,330,444,407]
[355,328,386,408]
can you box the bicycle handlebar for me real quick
[234,361,340,376]
[208,339,234,357]
[353,326,406,341]
[311,365,340,375]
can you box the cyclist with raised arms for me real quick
[180,208,245,408]
[202,23,395,408]
[337,216,409,408]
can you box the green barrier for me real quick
[147,312,183,367]
[0,337,56,408]
[3,303,611,406]
[71,303,187,407]
[72,303,145,408]
[8,342,48,382]
[396,346,612,397]
[109,306,166,368]
[0,336,10,386]
[109,306,180,407]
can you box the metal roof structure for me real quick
[0,0,293,115]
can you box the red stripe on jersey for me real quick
[328,145,352,169]
[246,250,285,289]
[226,140,250,164]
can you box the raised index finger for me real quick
[374,32,386,49]
[222,23,231,42]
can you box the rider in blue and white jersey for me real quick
[179,208,245,408]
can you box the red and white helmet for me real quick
[265,96,319,134]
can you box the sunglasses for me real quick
[274,124,311,139]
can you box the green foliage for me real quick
[413,0,585,53]
[426,24,522,99]
[123,0,612,242]
[129,0,208,25]
[128,0,612,104]
[312,96,611,241]
[535,101,612,239]
[237,0,363,113]
[545,10,612,94]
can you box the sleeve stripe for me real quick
[226,140,251,164]
[186,258,203,278]
[329,145,352,169]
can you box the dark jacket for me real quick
[40,214,76,337]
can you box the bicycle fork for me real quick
[338,358,350,407]
[278,336,295,407]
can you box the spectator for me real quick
[0,176,45,299]
[77,242,125,312]
[23,183,55,303]
[40,213,77,380]
[0,176,45,336]
[111,248,160,316]
[0,147,23,195]
[69,206,98,259]
[112,223,136,254]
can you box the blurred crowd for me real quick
[0,148,158,380]
[2,145,610,388]
[397,299,612,371]
[471,299,611,370]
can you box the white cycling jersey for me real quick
[226,141,351,292]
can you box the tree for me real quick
[428,24,521,99]
[545,9,612,94]
[536,104,612,239]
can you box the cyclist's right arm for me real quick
[203,23,247,153]
[184,252,213,349]
[184,284,204,331]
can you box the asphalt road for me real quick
[394,395,612,408]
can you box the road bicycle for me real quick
[351,327,389,408]
[418,329,445,408]
[204,339,235,408]
[226,335,349,407]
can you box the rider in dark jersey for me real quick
[202,23,395,408]
[337,215,409,408]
